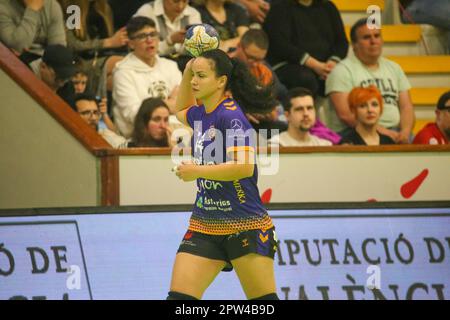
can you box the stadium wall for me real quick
[0,67,99,209]
[118,149,450,205]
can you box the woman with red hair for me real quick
[339,86,395,145]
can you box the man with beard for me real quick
[269,87,332,147]
[75,93,128,149]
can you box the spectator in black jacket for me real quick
[108,0,148,31]
[263,0,348,97]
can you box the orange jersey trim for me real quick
[226,146,255,153]
[205,97,228,114]
[188,214,274,235]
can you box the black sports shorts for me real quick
[177,227,278,272]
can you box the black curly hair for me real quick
[200,49,275,114]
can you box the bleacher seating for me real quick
[334,0,450,134]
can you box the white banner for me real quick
[1,205,449,300]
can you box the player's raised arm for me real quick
[175,59,197,125]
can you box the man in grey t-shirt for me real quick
[325,18,415,144]
[0,0,66,62]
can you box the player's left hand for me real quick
[175,160,199,182]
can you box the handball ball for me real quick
[184,24,220,57]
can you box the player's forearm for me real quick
[196,163,254,181]
[174,68,196,113]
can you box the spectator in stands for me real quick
[29,44,76,107]
[236,0,270,24]
[108,0,148,31]
[263,0,348,97]
[326,18,415,144]
[0,0,66,64]
[98,95,119,135]
[133,0,201,61]
[193,0,249,53]
[339,86,395,146]
[399,0,450,53]
[269,87,334,147]
[112,16,182,138]
[128,97,175,147]
[72,70,88,94]
[58,0,128,96]
[75,92,128,149]
[230,29,286,102]
[229,29,287,133]
[413,90,450,145]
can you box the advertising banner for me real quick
[1,205,449,300]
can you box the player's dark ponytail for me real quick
[200,49,275,114]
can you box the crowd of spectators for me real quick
[0,0,448,148]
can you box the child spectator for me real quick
[72,70,89,94]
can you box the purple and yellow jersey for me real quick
[185,97,273,235]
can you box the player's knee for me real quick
[166,291,199,300]
[251,293,279,300]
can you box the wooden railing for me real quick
[1,42,449,208]
[0,42,119,205]
[102,144,450,156]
